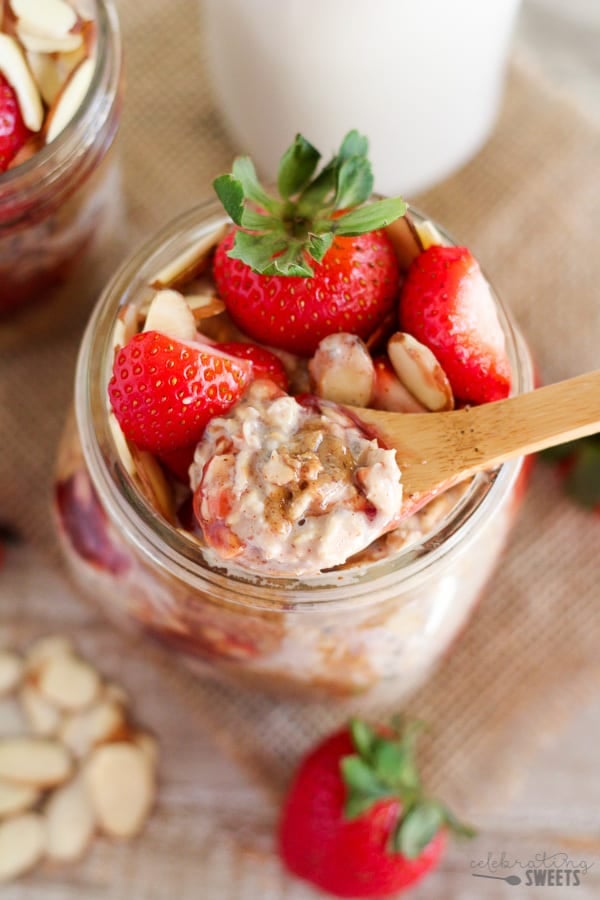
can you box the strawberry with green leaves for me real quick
[212,131,406,356]
[279,718,474,898]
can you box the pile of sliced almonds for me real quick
[0,0,96,166]
[0,636,158,883]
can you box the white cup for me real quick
[201,0,522,196]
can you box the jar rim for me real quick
[75,200,534,612]
[0,0,122,212]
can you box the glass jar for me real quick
[54,201,534,704]
[0,0,123,332]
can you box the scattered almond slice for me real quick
[0,737,72,787]
[129,446,177,525]
[20,684,62,736]
[372,357,427,414]
[10,0,78,38]
[143,290,197,342]
[85,743,154,839]
[0,813,45,883]
[0,698,27,738]
[15,22,83,54]
[38,654,100,712]
[186,294,226,321]
[45,55,93,143]
[133,732,158,770]
[60,699,125,759]
[385,214,423,271]
[104,682,129,708]
[112,302,139,353]
[150,224,228,290]
[387,332,454,412]
[45,775,95,863]
[414,218,446,250]
[25,635,73,674]
[0,779,39,818]
[0,651,23,697]
[0,32,43,130]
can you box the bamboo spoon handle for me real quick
[348,369,600,499]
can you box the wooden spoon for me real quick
[347,370,600,517]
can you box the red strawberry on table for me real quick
[108,331,252,455]
[279,718,474,898]
[216,341,289,391]
[0,74,31,172]
[399,245,511,405]
[212,131,406,356]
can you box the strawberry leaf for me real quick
[372,738,421,794]
[228,230,289,272]
[213,175,244,226]
[341,755,389,800]
[278,134,321,200]
[338,129,369,160]
[564,441,600,509]
[332,197,408,235]
[395,800,445,859]
[232,157,281,214]
[350,718,378,761]
[334,156,373,210]
[305,232,334,263]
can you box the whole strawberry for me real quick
[108,331,252,454]
[213,131,405,356]
[0,74,31,172]
[399,245,511,405]
[279,719,474,898]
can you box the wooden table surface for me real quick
[3,1,600,898]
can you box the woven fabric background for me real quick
[1,0,600,896]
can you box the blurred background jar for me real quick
[201,0,521,196]
[0,0,123,339]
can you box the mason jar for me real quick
[0,0,123,333]
[53,201,534,704]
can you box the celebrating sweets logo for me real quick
[470,851,594,887]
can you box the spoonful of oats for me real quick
[348,370,600,518]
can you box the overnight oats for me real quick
[0,0,122,326]
[54,133,534,702]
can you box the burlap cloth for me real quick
[1,0,600,894]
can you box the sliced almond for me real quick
[0,698,27,738]
[387,332,454,412]
[85,743,154,839]
[143,290,197,342]
[129,446,176,525]
[0,813,45,883]
[26,49,63,105]
[0,652,23,697]
[308,333,375,407]
[45,776,95,862]
[60,700,125,759]
[45,55,93,143]
[414,218,445,250]
[16,22,83,54]
[385,214,423,271]
[133,732,158,770]
[372,357,427,414]
[112,302,139,353]
[150,224,228,290]
[0,32,43,130]
[25,635,73,673]
[103,682,129,708]
[108,413,137,478]
[0,737,72,787]
[186,294,226,321]
[11,0,78,38]
[0,779,39,818]
[20,685,62,737]
[38,654,100,712]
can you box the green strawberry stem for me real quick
[213,131,407,277]
[541,435,600,509]
[341,718,475,859]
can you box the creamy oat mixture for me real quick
[189,380,403,577]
